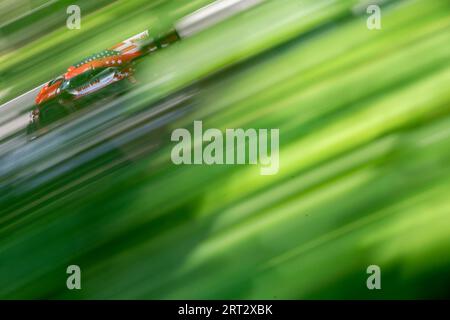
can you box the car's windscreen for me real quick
[67,68,106,88]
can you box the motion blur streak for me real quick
[0,0,450,299]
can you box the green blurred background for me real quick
[0,0,449,299]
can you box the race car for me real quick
[34,30,152,106]
[30,29,180,131]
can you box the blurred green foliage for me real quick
[0,0,115,52]
[0,0,450,299]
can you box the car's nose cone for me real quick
[35,87,47,105]
[35,80,63,105]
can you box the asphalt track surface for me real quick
[0,81,196,213]
[0,84,45,140]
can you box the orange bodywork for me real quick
[35,79,63,105]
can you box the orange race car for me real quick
[35,30,179,106]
